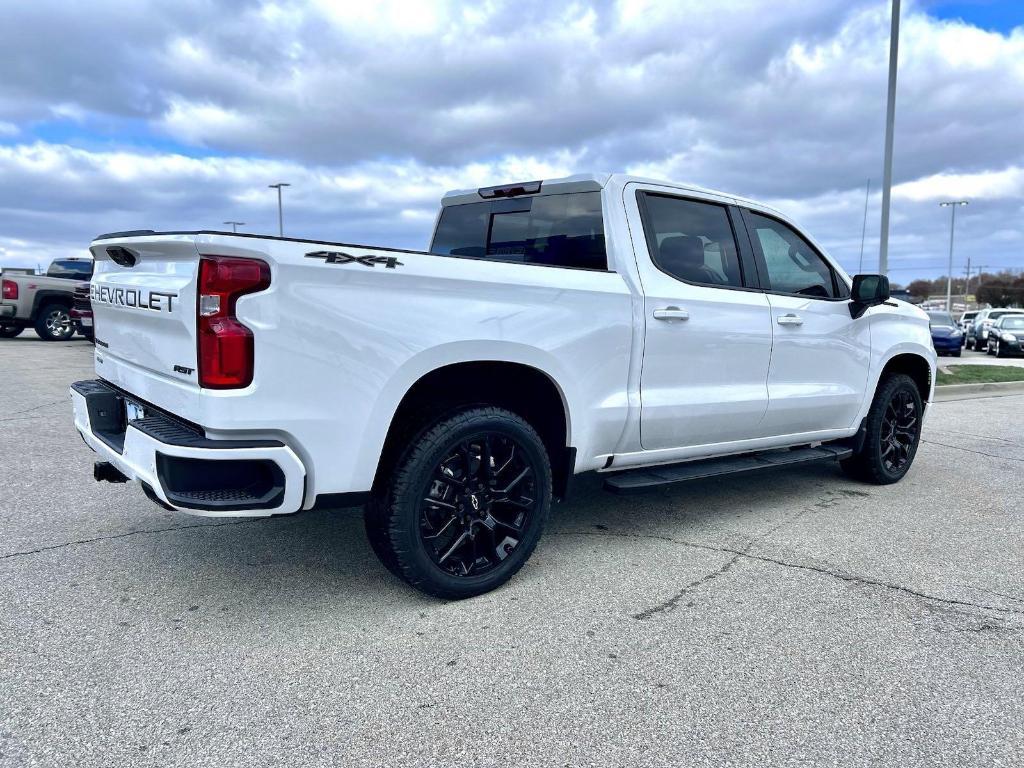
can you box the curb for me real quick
[934,381,1024,401]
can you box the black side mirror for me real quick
[849,274,890,318]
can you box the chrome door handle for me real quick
[653,307,689,321]
[777,313,803,326]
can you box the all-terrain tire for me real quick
[840,373,923,485]
[366,406,552,599]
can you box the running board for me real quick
[602,445,853,495]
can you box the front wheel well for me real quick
[878,353,932,403]
[375,361,573,498]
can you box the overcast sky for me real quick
[1,0,1022,283]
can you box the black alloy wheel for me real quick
[879,388,919,475]
[841,373,923,484]
[365,406,552,599]
[420,433,539,578]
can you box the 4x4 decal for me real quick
[305,251,403,269]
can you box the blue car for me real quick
[927,311,962,357]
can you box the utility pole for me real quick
[878,0,901,275]
[268,183,291,237]
[223,221,245,233]
[858,178,871,274]
[939,200,968,312]
[967,262,987,302]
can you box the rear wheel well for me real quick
[375,362,573,498]
[33,294,72,319]
[879,353,931,402]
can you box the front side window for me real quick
[431,191,606,270]
[747,213,837,298]
[640,194,743,288]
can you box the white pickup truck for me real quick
[71,173,935,598]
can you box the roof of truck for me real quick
[441,172,775,212]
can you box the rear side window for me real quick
[431,192,607,270]
[47,260,93,279]
[639,194,743,288]
[746,213,838,299]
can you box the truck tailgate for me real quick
[89,236,200,410]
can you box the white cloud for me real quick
[0,0,1021,281]
[895,167,1024,202]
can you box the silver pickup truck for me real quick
[0,258,94,340]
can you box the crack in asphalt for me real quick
[922,438,1024,462]
[0,399,67,422]
[957,584,1024,605]
[630,490,850,620]
[633,543,751,620]
[926,427,1023,447]
[0,518,274,562]
[554,528,1024,619]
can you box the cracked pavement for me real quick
[2,337,1023,767]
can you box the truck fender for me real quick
[31,288,75,318]
[348,341,576,491]
[858,342,936,424]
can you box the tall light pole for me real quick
[878,0,901,275]
[223,221,245,233]
[268,182,290,237]
[858,178,871,274]
[939,200,968,312]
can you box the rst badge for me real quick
[306,251,403,269]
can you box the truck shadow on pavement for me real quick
[111,462,869,605]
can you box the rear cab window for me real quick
[47,260,94,280]
[430,191,607,271]
[636,193,746,289]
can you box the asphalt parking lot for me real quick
[2,338,1022,767]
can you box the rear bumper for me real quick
[71,379,306,517]
[932,336,961,353]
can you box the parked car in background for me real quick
[959,310,978,346]
[926,311,962,356]
[0,258,94,340]
[70,282,94,342]
[967,308,1024,351]
[986,315,1024,357]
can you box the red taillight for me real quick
[2,279,17,300]
[197,256,270,389]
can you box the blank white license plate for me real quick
[81,317,93,327]
[125,401,145,421]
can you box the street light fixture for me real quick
[939,200,968,312]
[223,221,245,233]
[268,183,291,237]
